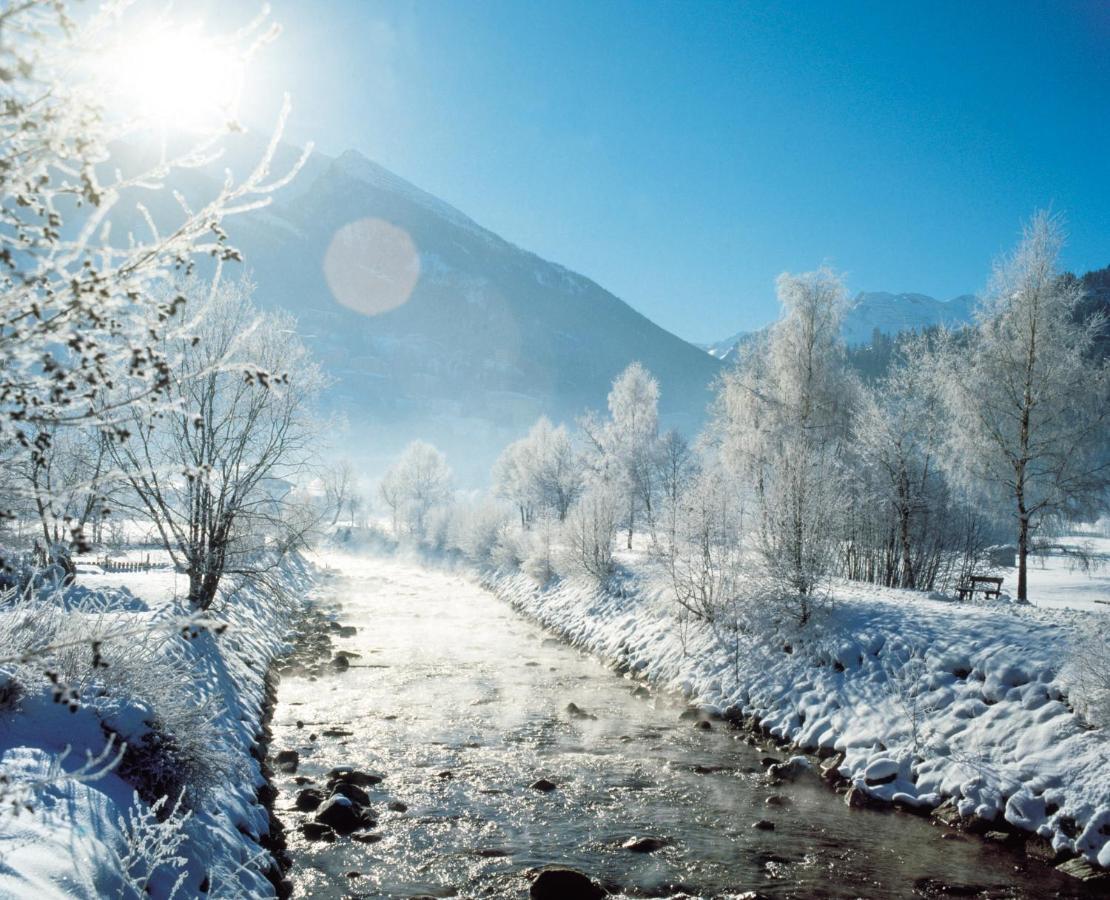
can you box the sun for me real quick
[99,24,245,130]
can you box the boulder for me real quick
[565,702,597,721]
[299,822,336,842]
[275,750,299,774]
[315,795,371,834]
[622,836,667,853]
[767,756,814,781]
[331,655,350,671]
[327,767,383,786]
[329,781,371,806]
[752,819,776,831]
[530,868,606,900]
[387,800,408,812]
[530,778,558,793]
[294,788,325,812]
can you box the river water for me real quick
[271,553,1094,899]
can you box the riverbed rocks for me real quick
[294,788,325,811]
[329,781,372,806]
[530,867,606,900]
[752,819,776,831]
[565,702,597,720]
[275,749,299,774]
[622,836,668,853]
[766,756,815,782]
[530,778,558,792]
[330,654,350,671]
[1055,856,1110,883]
[299,822,336,842]
[327,766,383,786]
[314,795,374,835]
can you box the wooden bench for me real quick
[957,575,1003,601]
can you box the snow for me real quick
[484,553,1110,867]
[0,554,317,898]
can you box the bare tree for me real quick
[935,212,1110,601]
[107,279,325,610]
[0,1,306,563]
[322,460,356,527]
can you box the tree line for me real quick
[377,212,1109,616]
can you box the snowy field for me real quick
[485,551,1110,870]
[1019,536,1110,612]
[0,554,317,898]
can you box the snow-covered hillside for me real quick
[705,291,977,362]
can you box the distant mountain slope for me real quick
[841,291,977,345]
[228,149,721,480]
[704,290,978,363]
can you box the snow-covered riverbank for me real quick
[485,560,1110,873]
[0,554,318,898]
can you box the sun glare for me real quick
[100,25,245,129]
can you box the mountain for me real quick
[226,148,721,481]
[704,291,978,363]
[840,292,977,345]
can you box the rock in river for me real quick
[275,749,299,774]
[530,867,606,900]
[530,778,558,792]
[565,702,597,720]
[327,766,383,787]
[294,788,325,811]
[622,836,668,853]
[315,795,372,835]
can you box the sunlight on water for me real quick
[273,554,1094,899]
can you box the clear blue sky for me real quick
[238,0,1109,342]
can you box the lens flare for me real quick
[324,218,421,317]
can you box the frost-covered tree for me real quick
[666,460,745,622]
[582,362,661,549]
[853,344,943,589]
[714,269,856,617]
[935,213,1110,601]
[560,482,619,582]
[107,279,325,610]
[379,441,453,539]
[492,417,583,527]
[0,1,305,559]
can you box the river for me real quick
[270,553,1094,899]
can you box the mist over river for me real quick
[271,554,1094,899]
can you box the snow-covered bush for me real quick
[448,497,511,565]
[111,793,192,899]
[0,593,235,809]
[664,463,745,622]
[1064,612,1110,730]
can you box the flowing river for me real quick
[270,553,1095,899]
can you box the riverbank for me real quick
[484,558,1110,878]
[0,553,318,897]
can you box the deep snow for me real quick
[0,554,317,898]
[485,554,1110,870]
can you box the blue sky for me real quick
[241,0,1109,342]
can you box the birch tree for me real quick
[582,363,661,549]
[714,269,856,618]
[936,212,1110,601]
